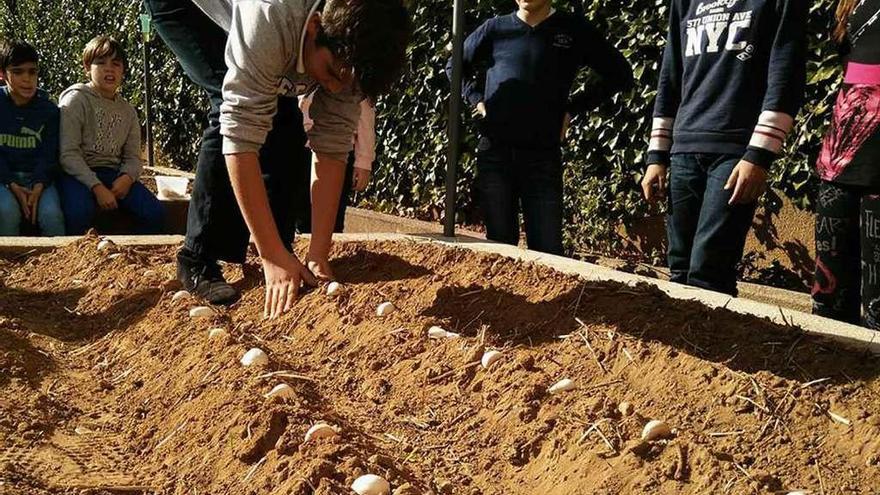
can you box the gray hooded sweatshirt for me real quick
[58,83,142,189]
[190,0,361,161]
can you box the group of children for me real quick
[452,0,879,331]
[0,36,164,237]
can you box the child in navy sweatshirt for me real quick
[0,40,64,236]
[641,0,807,296]
[449,0,633,255]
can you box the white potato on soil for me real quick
[351,474,391,495]
[618,402,634,416]
[207,328,228,339]
[304,422,339,442]
[143,270,158,278]
[172,290,191,302]
[327,281,342,296]
[376,302,395,317]
[481,350,503,369]
[548,378,576,394]
[97,239,116,252]
[264,384,294,400]
[240,348,269,367]
[189,306,214,318]
[641,420,672,441]
[427,326,460,339]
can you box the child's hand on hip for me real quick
[92,184,118,210]
[352,168,371,192]
[561,112,571,141]
[724,160,767,205]
[641,164,668,203]
[473,102,487,118]
[110,174,134,199]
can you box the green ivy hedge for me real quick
[1,0,841,257]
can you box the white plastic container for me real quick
[155,176,190,200]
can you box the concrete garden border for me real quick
[1,233,876,354]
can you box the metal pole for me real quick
[444,0,465,238]
[140,12,155,168]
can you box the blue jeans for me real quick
[667,153,757,296]
[0,172,65,236]
[146,0,308,263]
[58,168,165,235]
[476,142,564,255]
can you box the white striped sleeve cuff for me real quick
[748,111,794,155]
[648,117,674,151]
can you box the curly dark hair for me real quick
[318,0,412,100]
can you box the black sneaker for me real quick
[176,249,240,305]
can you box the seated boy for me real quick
[0,40,65,236]
[58,35,164,235]
[448,0,633,255]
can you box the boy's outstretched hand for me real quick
[724,160,767,205]
[641,164,668,203]
[352,168,371,192]
[92,184,118,210]
[261,249,318,319]
[110,174,134,199]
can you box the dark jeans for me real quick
[667,153,757,296]
[146,0,309,263]
[475,143,564,255]
[812,180,880,329]
[58,168,165,235]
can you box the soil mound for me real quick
[1,235,879,494]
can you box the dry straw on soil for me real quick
[1,235,879,494]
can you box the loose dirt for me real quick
[1,235,879,494]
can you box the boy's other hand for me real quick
[641,164,668,203]
[8,183,31,220]
[724,160,767,205]
[473,102,487,118]
[561,112,571,141]
[261,249,319,319]
[93,184,119,210]
[110,174,134,199]
[26,183,44,224]
[352,168,371,192]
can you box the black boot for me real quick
[176,248,240,305]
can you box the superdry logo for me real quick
[695,0,739,15]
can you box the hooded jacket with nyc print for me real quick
[0,86,59,186]
[646,0,808,170]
